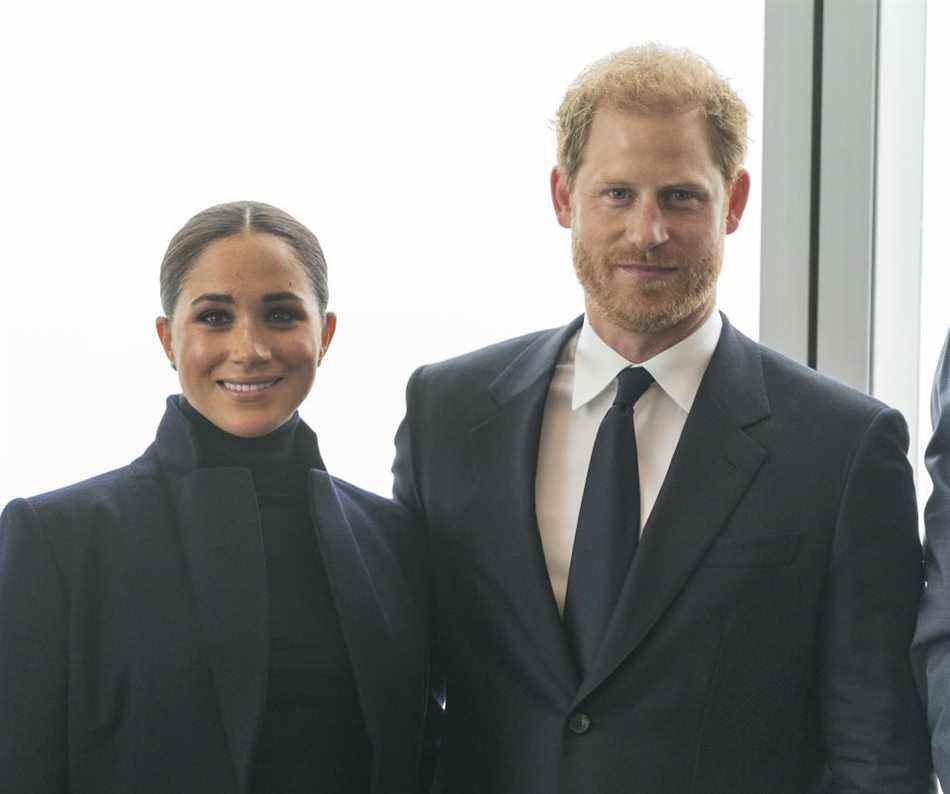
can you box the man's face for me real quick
[552,107,748,337]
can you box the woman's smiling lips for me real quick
[217,377,284,398]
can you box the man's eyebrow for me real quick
[191,293,234,306]
[663,182,708,192]
[262,292,304,303]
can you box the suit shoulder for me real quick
[754,340,895,427]
[418,326,558,384]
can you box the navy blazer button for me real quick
[568,712,591,735]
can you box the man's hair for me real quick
[159,201,329,318]
[555,43,749,190]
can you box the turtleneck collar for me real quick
[178,395,300,470]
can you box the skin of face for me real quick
[550,106,750,362]
[156,232,336,438]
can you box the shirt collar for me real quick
[571,309,722,413]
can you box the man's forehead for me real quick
[588,105,710,142]
[582,107,719,178]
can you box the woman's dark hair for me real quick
[159,201,329,317]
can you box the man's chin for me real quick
[601,295,704,335]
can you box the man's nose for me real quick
[626,197,669,252]
[231,321,272,365]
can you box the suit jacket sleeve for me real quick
[393,365,444,793]
[393,366,428,523]
[0,498,68,793]
[913,329,950,785]
[819,406,933,791]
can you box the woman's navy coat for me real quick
[0,397,429,793]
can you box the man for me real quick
[913,329,950,786]
[394,44,931,792]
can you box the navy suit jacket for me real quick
[394,314,932,793]
[912,328,950,785]
[0,397,429,794]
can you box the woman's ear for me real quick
[318,312,337,365]
[156,316,177,370]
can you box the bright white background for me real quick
[0,0,763,503]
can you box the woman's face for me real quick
[156,232,335,438]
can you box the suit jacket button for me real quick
[568,711,591,735]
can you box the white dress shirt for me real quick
[535,310,723,613]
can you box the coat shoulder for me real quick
[329,475,416,533]
[327,474,427,599]
[3,447,163,548]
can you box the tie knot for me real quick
[614,367,654,408]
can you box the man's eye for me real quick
[197,310,231,327]
[607,188,631,201]
[670,189,696,202]
[268,308,298,324]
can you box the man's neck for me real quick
[586,301,715,364]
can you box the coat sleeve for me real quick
[818,407,933,792]
[0,498,69,793]
[912,328,950,787]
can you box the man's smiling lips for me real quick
[614,262,677,278]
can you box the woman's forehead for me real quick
[183,233,309,294]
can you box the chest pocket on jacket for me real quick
[700,531,802,567]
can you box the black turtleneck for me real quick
[179,398,372,794]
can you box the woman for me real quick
[0,202,429,794]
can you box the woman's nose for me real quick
[231,322,272,365]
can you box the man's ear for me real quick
[550,167,574,229]
[155,316,176,369]
[725,169,751,235]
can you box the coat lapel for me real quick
[169,467,268,794]
[308,469,422,793]
[466,318,584,699]
[155,397,420,794]
[574,317,771,705]
[152,397,283,794]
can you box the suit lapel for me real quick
[575,318,771,704]
[466,318,584,698]
[170,468,268,794]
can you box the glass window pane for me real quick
[918,0,950,513]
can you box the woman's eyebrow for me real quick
[190,293,233,306]
[262,292,304,303]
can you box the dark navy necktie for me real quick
[563,366,654,679]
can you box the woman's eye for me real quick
[197,310,231,327]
